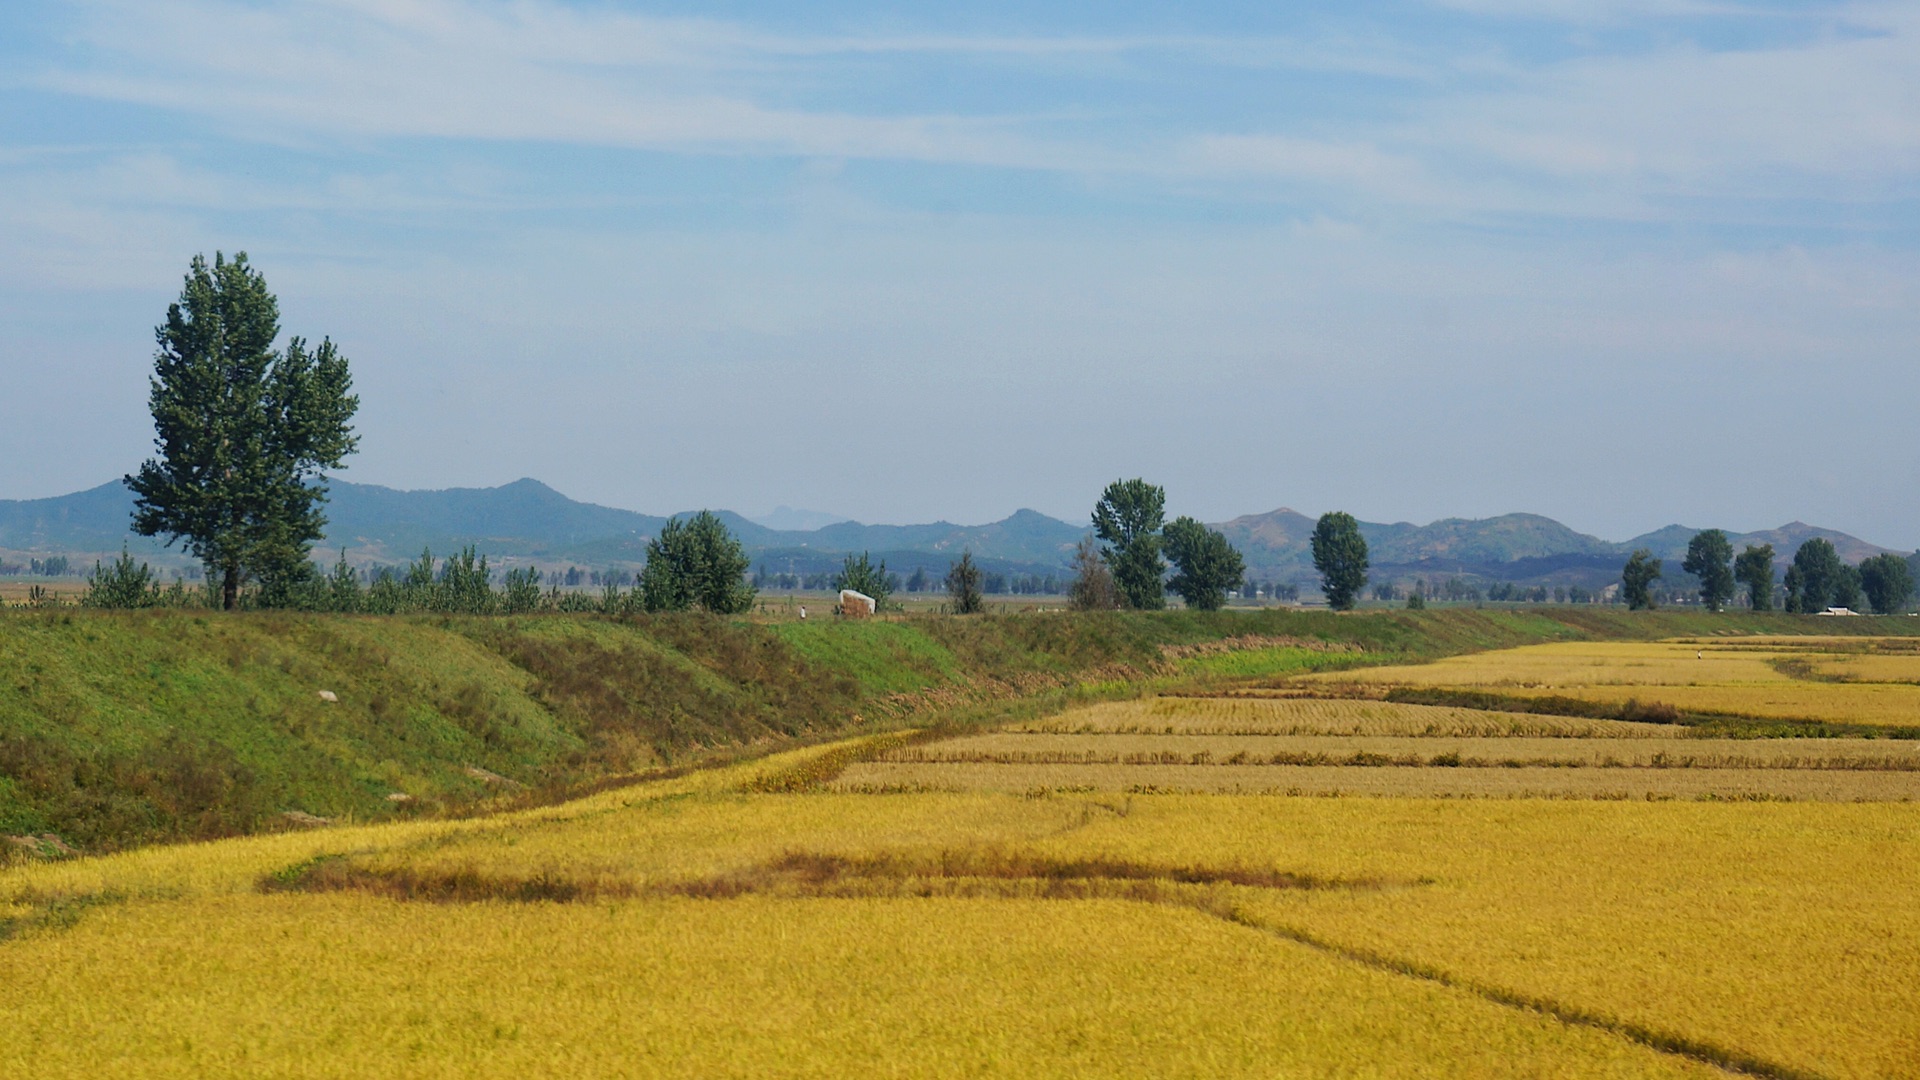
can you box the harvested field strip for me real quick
[834,761,1920,800]
[1011,696,1684,738]
[884,734,1920,770]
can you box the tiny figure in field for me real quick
[798,606,807,620]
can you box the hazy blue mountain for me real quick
[326,478,665,559]
[0,481,147,553]
[1623,523,1898,567]
[0,478,1901,586]
[1218,508,1618,581]
[749,506,852,531]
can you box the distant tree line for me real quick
[0,556,77,577]
[1618,531,1915,614]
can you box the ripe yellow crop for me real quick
[7,770,1912,1078]
[1,891,1727,1079]
[1012,695,1682,737]
[1302,637,1920,728]
[1307,640,1802,689]
[834,759,1920,799]
[886,731,1920,768]
[7,639,1918,1079]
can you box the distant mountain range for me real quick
[1214,509,1898,588]
[0,478,1902,586]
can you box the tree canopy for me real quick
[1092,478,1167,610]
[1164,516,1244,611]
[833,551,894,609]
[1734,544,1775,612]
[1309,512,1369,611]
[126,252,359,610]
[1858,553,1914,615]
[639,511,755,613]
[1621,549,1661,610]
[945,551,984,614]
[1680,529,1735,612]
[1786,538,1846,613]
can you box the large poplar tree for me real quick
[1734,544,1775,611]
[126,253,359,610]
[1310,511,1369,611]
[1681,528,1735,612]
[1164,516,1244,611]
[1092,478,1167,610]
[1786,538,1845,613]
[1621,549,1662,610]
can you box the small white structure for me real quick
[1818,607,1861,617]
[839,589,876,618]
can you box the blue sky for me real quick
[2,0,1916,543]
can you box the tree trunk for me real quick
[222,564,240,611]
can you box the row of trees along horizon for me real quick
[43,251,1920,617]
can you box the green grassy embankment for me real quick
[1,606,1907,855]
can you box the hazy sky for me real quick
[2,1,1916,543]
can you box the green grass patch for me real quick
[3,604,1915,855]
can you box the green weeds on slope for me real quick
[0,607,1905,856]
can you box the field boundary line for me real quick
[1224,910,1827,1080]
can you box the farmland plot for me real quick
[1302,638,1920,729]
[7,634,1918,1078]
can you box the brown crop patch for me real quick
[257,847,1404,907]
[258,855,626,904]
[661,849,1402,900]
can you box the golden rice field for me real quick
[1303,638,1920,728]
[1011,695,1690,738]
[3,740,1917,1078]
[885,731,1920,769]
[835,761,1920,799]
[8,636,1920,1077]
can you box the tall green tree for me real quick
[1310,511,1369,611]
[126,253,358,610]
[1787,538,1845,613]
[1164,516,1244,611]
[1092,478,1166,610]
[1833,564,1865,612]
[1680,529,1735,612]
[833,551,894,609]
[1734,544,1775,611]
[1782,564,1807,614]
[945,551,984,614]
[1858,553,1915,615]
[640,511,755,613]
[1621,549,1661,610]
